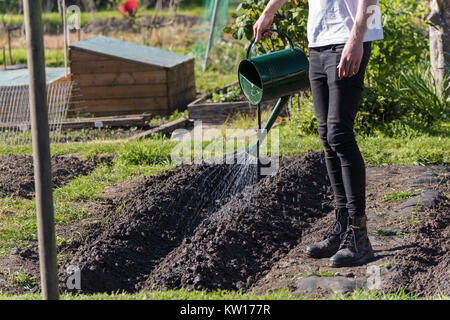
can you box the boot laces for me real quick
[339,225,359,252]
[323,219,342,240]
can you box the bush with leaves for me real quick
[225,0,308,52]
[227,0,441,135]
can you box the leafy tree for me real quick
[226,0,439,133]
[225,0,308,52]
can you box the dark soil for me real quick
[382,201,450,296]
[60,151,331,293]
[251,165,449,297]
[0,154,113,199]
[142,152,331,292]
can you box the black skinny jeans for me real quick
[309,41,372,218]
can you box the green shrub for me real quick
[285,93,317,135]
[207,85,243,103]
[228,0,438,135]
[225,0,308,52]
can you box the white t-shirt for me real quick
[307,0,384,47]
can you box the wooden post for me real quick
[202,0,219,71]
[23,0,59,300]
[7,28,13,65]
[2,47,6,70]
[427,0,449,98]
[62,0,68,76]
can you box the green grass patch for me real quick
[382,189,422,202]
[0,48,65,68]
[0,288,447,300]
[376,229,410,237]
[6,271,37,291]
[297,269,335,278]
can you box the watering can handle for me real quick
[246,29,294,60]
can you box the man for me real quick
[253,0,383,267]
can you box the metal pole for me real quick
[62,0,68,76]
[23,0,59,300]
[256,103,261,181]
[7,29,13,65]
[2,47,6,69]
[202,0,219,71]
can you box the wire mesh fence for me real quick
[0,80,73,145]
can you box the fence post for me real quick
[23,0,59,300]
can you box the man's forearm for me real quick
[349,0,378,43]
[262,0,289,16]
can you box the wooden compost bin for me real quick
[69,35,196,117]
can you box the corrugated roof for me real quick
[70,35,194,68]
[0,68,67,87]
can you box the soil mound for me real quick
[142,152,331,291]
[61,150,332,293]
[383,201,450,296]
[0,154,113,199]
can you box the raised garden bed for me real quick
[188,82,276,124]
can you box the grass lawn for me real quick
[0,288,447,300]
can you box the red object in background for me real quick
[119,0,138,17]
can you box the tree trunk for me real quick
[427,0,449,97]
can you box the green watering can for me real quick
[238,30,309,177]
[238,29,309,105]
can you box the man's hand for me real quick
[337,39,364,79]
[253,11,274,42]
[337,0,378,79]
[252,0,288,42]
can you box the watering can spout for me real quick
[245,95,290,154]
[237,30,310,178]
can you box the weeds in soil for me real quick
[7,271,36,291]
[297,268,335,278]
[376,229,411,237]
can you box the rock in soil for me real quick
[399,190,447,214]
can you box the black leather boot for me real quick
[329,215,374,267]
[304,208,349,258]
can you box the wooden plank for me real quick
[72,70,167,86]
[59,115,152,129]
[167,60,195,89]
[74,97,168,109]
[76,84,168,99]
[0,114,153,130]
[187,96,277,124]
[69,102,169,116]
[67,109,170,117]
[168,85,196,112]
[69,46,184,69]
[127,117,189,140]
[71,59,161,74]
[72,104,168,114]
[70,49,111,62]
